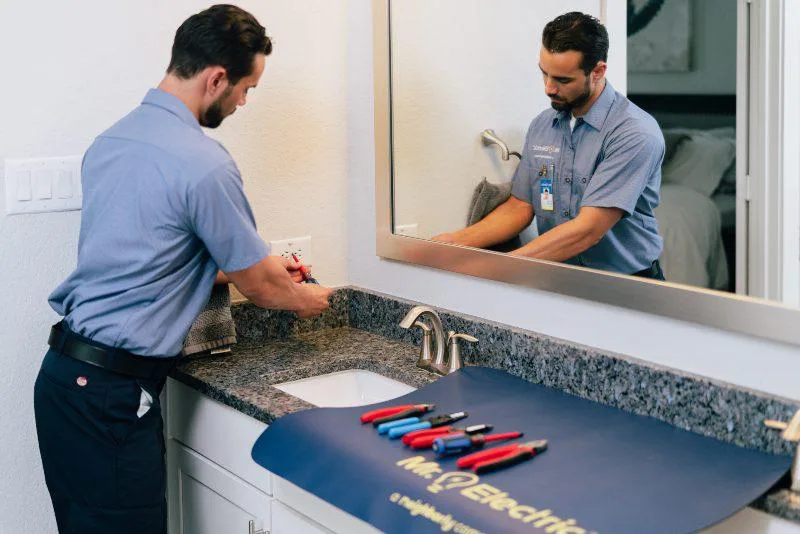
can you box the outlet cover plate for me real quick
[270,235,312,265]
[395,223,419,237]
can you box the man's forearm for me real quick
[511,207,623,262]
[215,271,230,284]
[511,218,599,262]
[227,257,309,311]
[450,198,533,248]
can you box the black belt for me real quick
[48,322,180,380]
[632,260,665,280]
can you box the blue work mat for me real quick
[252,367,790,533]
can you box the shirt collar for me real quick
[551,80,616,131]
[142,88,202,132]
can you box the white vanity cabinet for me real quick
[165,379,374,534]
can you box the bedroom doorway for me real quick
[626,0,738,294]
[626,0,800,305]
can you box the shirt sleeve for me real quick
[510,122,536,205]
[186,161,270,272]
[581,126,664,216]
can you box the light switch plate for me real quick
[4,155,82,215]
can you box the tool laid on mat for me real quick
[402,424,493,447]
[432,431,524,457]
[386,411,469,439]
[360,404,435,425]
[456,439,548,474]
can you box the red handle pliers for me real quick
[402,424,493,448]
[456,439,548,474]
[359,404,435,425]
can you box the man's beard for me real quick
[550,79,592,113]
[200,87,233,128]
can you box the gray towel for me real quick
[467,177,522,252]
[467,177,513,226]
[182,283,237,357]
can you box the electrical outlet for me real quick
[270,235,312,265]
[395,223,419,237]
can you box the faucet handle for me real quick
[413,321,431,332]
[449,332,478,344]
[765,409,800,493]
[764,409,800,442]
[443,331,478,374]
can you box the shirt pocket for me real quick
[572,173,591,215]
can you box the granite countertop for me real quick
[169,288,800,525]
[171,326,437,425]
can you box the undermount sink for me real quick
[273,369,415,407]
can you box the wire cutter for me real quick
[403,424,493,448]
[432,431,524,458]
[456,439,548,474]
[386,411,468,439]
[360,404,435,425]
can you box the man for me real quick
[435,12,665,279]
[33,5,332,533]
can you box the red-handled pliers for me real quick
[456,439,548,474]
[403,424,493,448]
[359,404,435,425]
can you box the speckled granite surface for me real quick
[171,285,800,524]
[173,326,436,425]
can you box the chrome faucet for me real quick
[400,306,479,376]
[765,409,800,493]
[399,306,447,374]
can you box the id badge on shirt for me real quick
[540,178,554,211]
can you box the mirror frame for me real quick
[372,0,800,346]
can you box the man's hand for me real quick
[277,256,308,284]
[295,284,334,318]
[225,256,332,318]
[431,232,459,244]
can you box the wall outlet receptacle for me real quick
[270,235,312,265]
[395,223,419,237]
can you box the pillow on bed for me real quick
[663,130,690,164]
[661,132,736,197]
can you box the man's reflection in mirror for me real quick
[433,12,665,280]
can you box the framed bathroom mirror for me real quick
[373,0,800,345]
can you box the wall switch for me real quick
[56,170,73,199]
[269,235,312,265]
[395,223,419,237]
[14,171,31,201]
[34,170,53,199]
[4,155,82,215]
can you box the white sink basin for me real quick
[273,369,415,407]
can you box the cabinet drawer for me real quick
[167,378,271,494]
[168,441,270,534]
[271,501,331,534]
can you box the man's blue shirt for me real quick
[49,89,269,356]
[511,81,664,274]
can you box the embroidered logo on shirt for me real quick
[76,376,88,387]
[531,144,560,154]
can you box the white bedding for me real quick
[654,184,729,290]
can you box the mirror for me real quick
[387,0,798,308]
[373,0,800,345]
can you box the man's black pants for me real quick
[34,349,168,533]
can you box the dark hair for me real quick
[167,4,272,85]
[542,12,608,74]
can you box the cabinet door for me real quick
[168,440,270,534]
[271,501,332,534]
